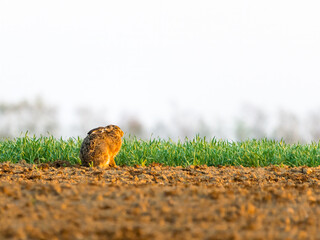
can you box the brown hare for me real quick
[80,125,124,168]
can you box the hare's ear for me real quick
[104,125,114,132]
[88,127,104,135]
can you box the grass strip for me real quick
[1,135,320,167]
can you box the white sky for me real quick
[1,0,320,133]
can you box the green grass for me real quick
[0,135,82,165]
[1,134,320,167]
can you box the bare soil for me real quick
[1,162,320,240]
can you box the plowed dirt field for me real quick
[1,161,320,240]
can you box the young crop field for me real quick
[1,135,320,239]
[1,134,320,167]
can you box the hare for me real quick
[80,125,124,168]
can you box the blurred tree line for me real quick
[0,98,58,138]
[1,98,320,143]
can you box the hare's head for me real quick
[104,125,124,138]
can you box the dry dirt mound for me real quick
[1,162,320,239]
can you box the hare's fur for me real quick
[80,125,124,168]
